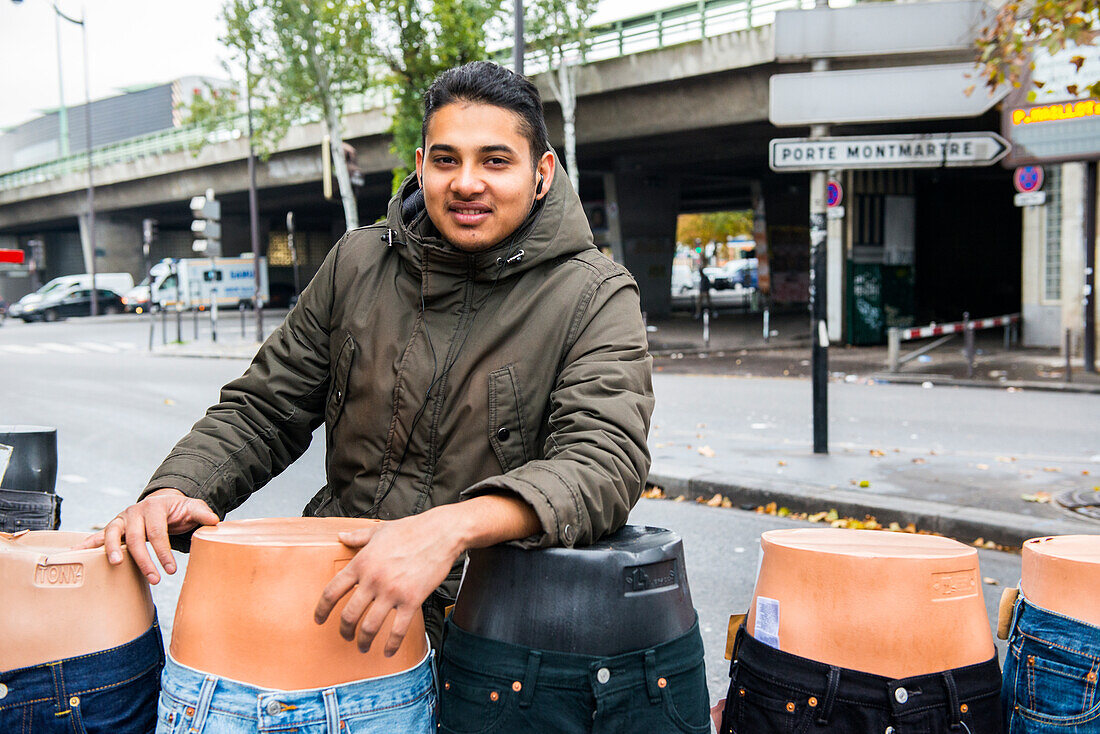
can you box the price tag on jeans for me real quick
[754,597,781,649]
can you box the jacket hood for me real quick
[384,150,595,281]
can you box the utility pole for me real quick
[246,59,264,343]
[1085,161,1097,373]
[513,0,524,75]
[809,0,829,454]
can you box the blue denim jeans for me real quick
[0,619,164,733]
[156,648,436,734]
[1002,593,1100,733]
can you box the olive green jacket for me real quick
[142,167,654,631]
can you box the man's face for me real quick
[416,102,553,252]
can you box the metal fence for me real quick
[0,0,822,192]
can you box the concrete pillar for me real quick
[826,172,847,343]
[78,214,145,281]
[760,174,810,310]
[1019,177,1060,347]
[1061,163,1086,355]
[610,165,680,317]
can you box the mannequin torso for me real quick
[0,530,155,671]
[170,517,428,690]
[1022,535,1100,626]
[745,529,995,678]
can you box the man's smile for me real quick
[449,201,492,226]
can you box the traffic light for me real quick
[190,189,221,256]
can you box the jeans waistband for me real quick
[441,614,704,695]
[1012,593,1100,660]
[160,647,434,729]
[0,617,164,709]
[734,629,1001,714]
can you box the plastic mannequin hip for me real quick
[451,525,696,656]
[0,530,155,671]
[169,517,429,690]
[1020,534,1100,626]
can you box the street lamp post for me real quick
[13,0,97,314]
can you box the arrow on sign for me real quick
[769,133,1011,172]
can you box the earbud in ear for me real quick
[536,176,544,196]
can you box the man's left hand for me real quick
[314,510,460,657]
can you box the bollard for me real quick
[193,307,199,340]
[963,312,975,379]
[763,308,770,343]
[887,328,900,372]
[240,302,246,339]
[1066,328,1074,383]
[161,306,168,346]
[148,304,155,351]
[703,308,710,349]
[176,305,183,343]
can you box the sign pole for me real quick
[809,58,829,454]
[1086,161,1097,373]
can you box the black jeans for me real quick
[720,629,1002,734]
[438,617,710,734]
[0,487,60,532]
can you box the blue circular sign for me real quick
[1014,166,1044,194]
[826,179,843,208]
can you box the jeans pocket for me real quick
[659,665,711,733]
[73,665,162,734]
[1012,639,1100,727]
[155,691,193,734]
[727,678,811,734]
[437,663,517,734]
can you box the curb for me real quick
[649,339,809,357]
[868,373,1100,395]
[149,346,260,360]
[647,464,1099,548]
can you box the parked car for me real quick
[15,288,125,322]
[9,272,134,319]
[710,259,758,290]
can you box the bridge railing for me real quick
[1,0,826,193]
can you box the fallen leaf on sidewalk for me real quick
[641,486,665,499]
[698,445,716,457]
[164,398,176,406]
[869,449,885,457]
[996,456,1016,463]
[706,493,724,507]
[1042,466,1061,473]
[777,460,787,467]
[911,457,927,464]
[1022,492,1052,503]
[858,480,871,488]
[976,464,990,471]
[673,495,686,502]
[983,577,1000,585]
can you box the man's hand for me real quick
[73,488,220,584]
[314,494,539,657]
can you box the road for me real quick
[0,315,1054,702]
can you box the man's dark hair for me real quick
[422,61,549,167]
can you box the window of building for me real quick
[1043,165,1063,302]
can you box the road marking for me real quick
[76,342,121,353]
[59,474,88,484]
[39,342,84,354]
[112,342,136,350]
[0,344,45,355]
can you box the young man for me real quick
[80,61,653,654]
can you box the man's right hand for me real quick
[73,488,220,584]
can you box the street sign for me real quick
[770,64,1007,127]
[826,179,843,207]
[1014,191,1047,207]
[827,206,845,220]
[769,133,1011,172]
[775,1,988,61]
[0,249,25,264]
[1002,44,1100,166]
[1013,166,1044,194]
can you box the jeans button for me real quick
[597,667,610,684]
[894,687,908,704]
[266,699,282,715]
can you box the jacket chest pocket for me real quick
[488,365,529,473]
[326,334,356,427]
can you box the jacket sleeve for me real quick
[138,238,342,517]
[461,271,654,548]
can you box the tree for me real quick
[187,0,376,230]
[676,211,753,248]
[372,0,503,191]
[976,0,1100,100]
[525,0,598,193]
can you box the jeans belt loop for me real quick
[519,651,541,708]
[190,674,218,734]
[817,666,841,725]
[643,650,662,703]
[942,671,962,729]
[1008,586,1026,639]
[729,625,747,679]
[323,688,340,734]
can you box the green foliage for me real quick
[676,211,753,246]
[524,0,598,64]
[374,0,504,190]
[976,0,1100,99]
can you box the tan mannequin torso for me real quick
[1021,535,1100,626]
[745,529,995,678]
[170,517,428,690]
[0,530,155,671]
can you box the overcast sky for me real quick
[0,0,673,130]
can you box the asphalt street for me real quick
[0,314,1059,702]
